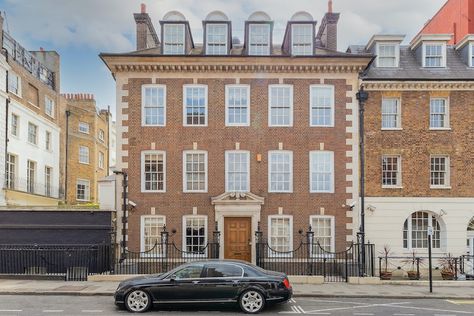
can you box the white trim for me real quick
[78,122,90,134]
[268,84,293,127]
[430,154,450,189]
[8,71,21,98]
[309,84,335,127]
[182,215,208,258]
[470,43,474,68]
[403,211,442,251]
[44,95,55,118]
[381,154,402,188]
[141,150,166,193]
[309,151,335,193]
[268,150,293,193]
[225,150,250,192]
[163,23,185,55]
[141,84,167,127]
[422,42,447,68]
[205,23,228,55]
[182,150,208,193]
[375,42,400,68]
[268,215,293,257]
[183,84,208,127]
[309,215,335,254]
[140,215,166,254]
[225,84,250,126]
[78,146,90,164]
[429,97,450,130]
[381,97,402,130]
[290,24,313,56]
[76,178,91,202]
[248,23,271,56]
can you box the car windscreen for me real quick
[204,263,243,278]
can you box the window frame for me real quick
[268,150,293,193]
[140,215,166,255]
[309,215,335,256]
[268,215,293,257]
[376,42,400,68]
[381,155,402,188]
[27,122,38,145]
[225,150,250,193]
[163,23,185,55]
[8,71,21,97]
[141,150,166,193]
[79,146,90,164]
[44,95,55,118]
[403,211,441,250]
[98,151,105,169]
[309,85,335,127]
[6,153,17,190]
[309,151,335,193]
[182,150,208,193]
[429,98,450,130]
[225,84,250,126]
[98,129,105,142]
[430,155,450,189]
[268,84,294,127]
[10,113,19,137]
[291,23,313,56]
[141,84,167,127]
[183,84,208,127]
[248,23,271,56]
[422,42,446,68]
[182,215,208,257]
[27,160,36,194]
[470,43,474,68]
[78,122,90,134]
[45,131,52,151]
[205,23,228,55]
[44,166,53,197]
[381,97,402,130]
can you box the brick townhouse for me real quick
[101,4,371,263]
[348,33,474,262]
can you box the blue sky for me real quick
[0,0,446,119]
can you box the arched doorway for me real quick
[467,217,474,275]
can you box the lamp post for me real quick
[113,170,128,260]
[356,86,369,277]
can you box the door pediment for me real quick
[211,192,264,206]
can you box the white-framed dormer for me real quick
[410,34,452,68]
[454,34,474,67]
[365,35,405,68]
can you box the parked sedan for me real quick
[114,259,292,313]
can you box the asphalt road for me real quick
[0,296,472,315]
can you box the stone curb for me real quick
[0,291,472,300]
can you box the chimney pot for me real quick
[141,3,146,14]
[328,0,333,13]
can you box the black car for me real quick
[114,259,292,313]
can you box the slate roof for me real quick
[347,45,474,81]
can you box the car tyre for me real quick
[125,289,152,313]
[239,289,266,314]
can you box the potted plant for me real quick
[379,245,393,280]
[402,250,423,280]
[439,253,456,280]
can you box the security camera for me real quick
[128,200,137,207]
[367,204,376,212]
[349,201,357,208]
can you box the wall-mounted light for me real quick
[256,154,262,162]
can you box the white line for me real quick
[297,306,305,313]
[309,299,367,306]
[354,313,374,316]
[82,311,103,313]
[306,313,331,315]
[305,302,411,314]
[393,314,415,316]
[434,314,457,316]
[393,305,473,314]
[42,311,64,313]
[0,310,22,313]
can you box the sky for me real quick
[0,0,447,119]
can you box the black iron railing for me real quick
[4,177,60,199]
[255,229,375,282]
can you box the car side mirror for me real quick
[169,274,177,282]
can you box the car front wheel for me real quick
[239,289,265,314]
[125,289,151,313]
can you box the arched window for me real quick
[403,211,441,249]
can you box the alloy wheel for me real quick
[240,290,264,314]
[126,290,150,313]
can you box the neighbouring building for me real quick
[1,17,62,207]
[109,120,117,175]
[101,4,372,263]
[417,0,474,45]
[62,93,111,204]
[0,16,9,206]
[348,33,474,261]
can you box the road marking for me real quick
[434,314,457,316]
[354,313,374,316]
[42,311,63,313]
[289,298,296,303]
[393,314,415,316]
[81,310,103,313]
[0,310,22,313]
[392,305,473,314]
[447,300,474,305]
[309,299,367,306]
[305,302,411,314]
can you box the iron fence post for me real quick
[416,257,420,280]
[161,226,169,272]
[306,226,314,276]
[212,222,220,259]
[255,224,263,268]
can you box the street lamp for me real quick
[356,86,369,277]
[113,169,128,260]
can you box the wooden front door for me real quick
[224,217,251,262]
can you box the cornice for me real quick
[111,63,366,74]
[363,81,474,91]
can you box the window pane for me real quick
[163,24,185,54]
[226,152,249,192]
[291,24,313,55]
[144,153,165,191]
[185,87,207,126]
[269,217,291,253]
[382,155,401,186]
[311,86,334,126]
[310,152,334,192]
[206,24,227,55]
[185,153,206,191]
[312,217,333,254]
[249,24,270,55]
[381,98,400,128]
[269,86,292,126]
[205,264,242,278]
[269,152,292,192]
[143,86,165,125]
[226,86,249,125]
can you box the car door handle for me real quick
[192,280,200,285]
[232,280,240,286]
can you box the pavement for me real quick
[0,279,473,299]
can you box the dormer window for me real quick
[376,43,399,67]
[292,24,313,55]
[163,24,185,54]
[454,35,474,67]
[206,24,227,55]
[249,24,270,55]
[424,43,445,67]
[470,43,474,67]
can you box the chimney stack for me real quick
[316,0,340,51]
[134,3,160,50]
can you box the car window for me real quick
[173,264,204,279]
[204,264,243,278]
